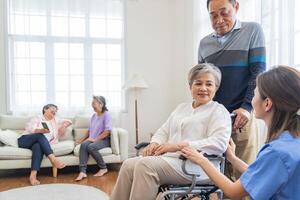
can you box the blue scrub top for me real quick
[240,131,300,200]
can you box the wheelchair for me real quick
[135,142,225,200]
[134,113,236,200]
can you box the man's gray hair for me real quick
[188,63,222,89]
[206,0,236,10]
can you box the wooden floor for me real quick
[0,165,119,195]
[0,166,219,200]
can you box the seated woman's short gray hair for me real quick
[188,63,222,89]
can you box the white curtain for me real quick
[261,0,300,70]
[6,0,125,116]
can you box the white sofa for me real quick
[0,115,128,177]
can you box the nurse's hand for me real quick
[225,138,237,163]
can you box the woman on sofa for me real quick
[75,96,112,181]
[18,103,72,185]
[110,63,232,200]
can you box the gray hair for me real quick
[42,104,58,114]
[206,0,236,10]
[188,63,222,89]
[93,95,108,112]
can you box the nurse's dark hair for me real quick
[206,0,236,10]
[256,65,300,142]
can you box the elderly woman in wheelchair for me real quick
[181,66,300,200]
[110,63,232,200]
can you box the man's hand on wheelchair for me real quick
[181,146,206,165]
[142,142,159,156]
[233,108,250,132]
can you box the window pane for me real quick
[15,75,30,91]
[15,92,30,106]
[56,92,69,107]
[29,15,46,35]
[70,92,84,106]
[15,58,30,74]
[89,0,106,17]
[9,14,29,34]
[55,92,69,107]
[107,61,121,75]
[93,76,107,91]
[31,92,46,106]
[107,19,122,38]
[93,60,106,75]
[70,76,84,90]
[294,34,300,65]
[107,1,122,19]
[107,44,121,60]
[51,16,68,36]
[54,43,68,58]
[14,42,28,58]
[55,59,69,75]
[70,44,83,59]
[105,92,121,108]
[90,18,106,38]
[55,76,69,91]
[108,76,121,90]
[93,44,106,59]
[30,75,45,91]
[30,59,45,75]
[70,17,85,37]
[30,42,45,58]
[70,60,84,75]
[296,1,300,31]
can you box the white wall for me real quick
[0,0,196,155]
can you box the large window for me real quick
[6,0,124,115]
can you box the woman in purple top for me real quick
[75,96,112,181]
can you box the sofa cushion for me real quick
[0,115,30,130]
[58,126,73,141]
[73,128,87,141]
[0,129,20,147]
[74,116,90,128]
[0,146,32,159]
[73,144,112,157]
[51,141,75,156]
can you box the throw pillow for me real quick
[0,129,20,147]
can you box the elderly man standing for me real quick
[198,0,266,179]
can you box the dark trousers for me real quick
[18,134,53,171]
[79,138,110,173]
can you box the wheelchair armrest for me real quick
[181,153,225,177]
[134,142,150,150]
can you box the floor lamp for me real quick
[125,74,149,144]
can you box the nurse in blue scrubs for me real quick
[181,66,300,200]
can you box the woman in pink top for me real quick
[18,104,72,185]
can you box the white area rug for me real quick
[0,183,109,200]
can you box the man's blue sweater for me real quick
[198,21,266,112]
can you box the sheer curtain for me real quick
[261,0,300,70]
[6,0,125,116]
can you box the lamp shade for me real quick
[125,74,149,90]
